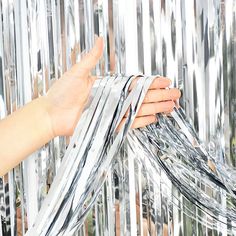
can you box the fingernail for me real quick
[94,34,98,42]
[154,116,158,122]
[167,101,175,109]
[79,49,87,59]
[175,101,180,108]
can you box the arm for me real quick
[0,97,53,176]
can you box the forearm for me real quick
[0,97,54,176]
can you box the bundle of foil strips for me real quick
[25,75,155,235]
[1,0,236,235]
[25,76,236,236]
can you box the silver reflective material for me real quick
[26,75,155,235]
[0,0,236,236]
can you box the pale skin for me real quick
[0,37,181,176]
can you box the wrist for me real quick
[36,96,56,140]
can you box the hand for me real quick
[0,37,104,175]
[120,76,181,129]
[44,37,103,137]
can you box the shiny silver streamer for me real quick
[0,0,236,236]
[26,75,155,235]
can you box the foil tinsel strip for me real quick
[1,0,236,235]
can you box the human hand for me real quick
[44,37,103,137]
[119,76,181,129]
[43,36,180,137]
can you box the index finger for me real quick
[129,76,171,91]
[149,76,172,89]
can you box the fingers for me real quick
[129,76,171,91]
[131,115,157,128]
[143,88,181,103]
[149,77,172,89]
[118,101,174,130]
[119,76,180,130]
[69,37,103,77]
[118,115,157,130]
[124,100,175,118]
[136,101,175,117]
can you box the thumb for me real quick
[70,37,104,77]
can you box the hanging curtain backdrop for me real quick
[0,0,236,235]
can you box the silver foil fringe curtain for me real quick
[0,0,236,235]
